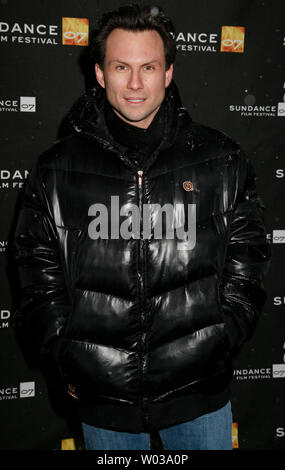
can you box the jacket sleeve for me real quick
[14,157,71,361]
[219,149,271,354]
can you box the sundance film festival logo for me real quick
[0,18,89,46]
[276,427,285,438]
[0,240,13,253]
[278,102,285,116]
[172,26,245,53]
[272,340,285,379]
[275,169,284,178]
[234,368,272,380]
[88,197,196,250]
[0,97,36,113]
[237,342,285,381]
[0,169,29,189]
[266,230,285,244]
[235,365,285,380]
[229,82,285,118]
[0,382,35,401]
[273,296,285,306]
[62,18,89,46]
[0,21,59,45]
[1,309,12,329]
[272,364,285,378]
[0,308,21,329]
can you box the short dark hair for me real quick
[90,4,176,70]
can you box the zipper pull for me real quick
[138,170,143,188]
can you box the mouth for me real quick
[124,98,146,104]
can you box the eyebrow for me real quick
[109,59,162,66]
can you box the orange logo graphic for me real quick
[221,26,245,53]
[62,17,89,46]
[232,422,239,448]
[61,438,76,450]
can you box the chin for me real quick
[118,111,146,124]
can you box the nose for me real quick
[127,69,143,90]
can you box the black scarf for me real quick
[104,98,165,166]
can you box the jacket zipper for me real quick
[137,170,144,274]
[137,169,150,429]
[138,170,143,189]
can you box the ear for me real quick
[95,63,105,88]
[165,64,173,88]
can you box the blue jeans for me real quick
[82,401,232,450]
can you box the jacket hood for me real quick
[65,80,192,170]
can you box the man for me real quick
[14,5,271,450]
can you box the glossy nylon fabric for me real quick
[14,81,271,432]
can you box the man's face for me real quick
[95,28,173,129]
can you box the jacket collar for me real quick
[66,80,192,171]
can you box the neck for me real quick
[104,98,166,163]
[112,106,161,130]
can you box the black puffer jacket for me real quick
[14,81,271,432]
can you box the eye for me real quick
[116,65,127,71]
[144,65,154,71]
